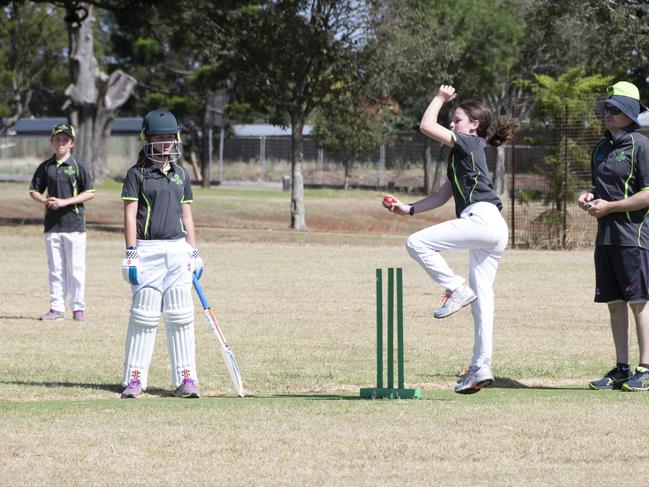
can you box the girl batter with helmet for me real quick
[383,85,516,394]
[119,109,204,399]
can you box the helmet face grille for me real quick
[144,139,182,163]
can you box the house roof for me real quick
[232,124,313,137]
[6,117,143,135]
[4,118,314,136]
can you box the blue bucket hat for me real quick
[597,81,648,126]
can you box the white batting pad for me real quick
[163,285,197,387]
[122,287,162,389]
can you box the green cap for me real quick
[608,81,639,100]
[51,123,76,139]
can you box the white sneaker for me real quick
[434,284,477,319]
[454,365,494,394]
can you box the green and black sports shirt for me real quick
[591,127,649,248]
[29,155,95,233]
[447,133,502,218]
[121,160,193,240]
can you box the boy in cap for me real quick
[29,123,95,321]
[578,81,649,391]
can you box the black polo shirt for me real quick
[121,160,193,240]
[29,155,95,233]
[591,127,649,248]
[447,133,502,218]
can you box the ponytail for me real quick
[487,115,518,147]
[458,100,518,147]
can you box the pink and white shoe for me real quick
[174,378,200,398]
[434,284,477,319]
[121,379,143,399]
[40,309,64,321]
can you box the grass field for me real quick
[1,181,648,485]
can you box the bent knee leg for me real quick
[406,232,427,260]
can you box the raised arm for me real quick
[419,85,458,147]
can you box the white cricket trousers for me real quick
[406,202,508,369]
[123,238,197,389]
[45,231,87,313]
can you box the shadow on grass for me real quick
[416,372,587,391]
[491,377,587,391]
[0,315,41,321]
[0,217,122,232]
[251,393,452,401]
[247,393,363,401]
[0,380,171,397]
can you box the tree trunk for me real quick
[431,143,448,192]
[344,160,351,190]
[200,102,212,187]
[189,149,203,183]
[423,140,433,194]
[290,114,306,230]
[64,3,136,181]
[1,80,32,135]
[494,144,506,196]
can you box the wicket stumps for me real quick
[360,268,422,399]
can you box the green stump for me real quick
[360,268,422,400]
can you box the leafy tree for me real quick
[108,1,261,185]
[367,0,527,194]
[366,0,454,194]
[529,66,612,246]
[22,0,147,180]
[521,0,649,100]
[223,0,372,230]
[312,95,387,190]
[0,1,68,132]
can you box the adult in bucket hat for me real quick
[580,81,649,392]
[597,81,648,127]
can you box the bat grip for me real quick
[192,273,210,310]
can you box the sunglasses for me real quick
[603,105,622,115]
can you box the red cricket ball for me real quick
[383,195,398,206]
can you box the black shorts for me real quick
[594,245,649,303]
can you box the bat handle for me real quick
[192,274,210,310]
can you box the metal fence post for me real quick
[378,144,385,188]
[510,106,517,248]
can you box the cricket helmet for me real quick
[141,109,182,163]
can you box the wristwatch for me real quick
[409,205,415,216]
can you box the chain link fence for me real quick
[211,124,606,248]
[4,119,646,248]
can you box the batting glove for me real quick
[121,247,140,285]
[191,248,204,280]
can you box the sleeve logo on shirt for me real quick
[169,174,183,185]
[616,152,627,162]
